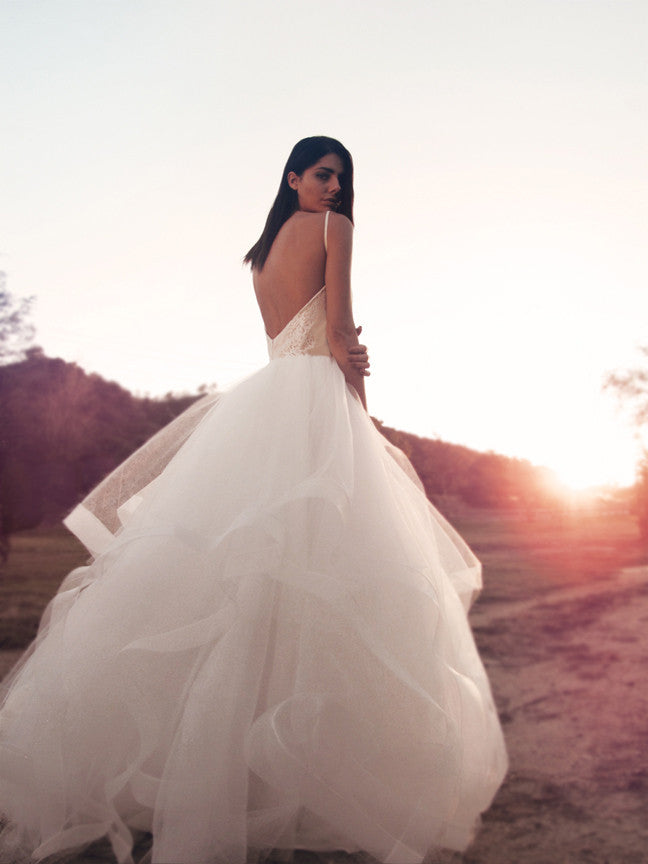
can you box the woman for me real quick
[0,136,507,864]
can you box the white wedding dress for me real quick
[0,223,507,864]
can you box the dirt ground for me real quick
[2,553,647,864]
[459,562,648,864]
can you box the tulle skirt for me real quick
[0,355,507,864]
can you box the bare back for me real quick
[253,211,328,339]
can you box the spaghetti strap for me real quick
[324,209,330,253]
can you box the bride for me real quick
[0,136,507,864]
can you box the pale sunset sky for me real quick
[1,0,646,488]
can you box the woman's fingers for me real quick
[348,344,370,376]
[349,349,369,363]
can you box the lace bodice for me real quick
[266,286,330,360]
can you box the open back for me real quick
[254,211,330,340]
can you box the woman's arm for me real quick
[325,212,367,410]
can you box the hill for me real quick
[0,351,199,542]
[0,351,596,555]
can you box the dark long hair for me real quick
[244,136,354,271]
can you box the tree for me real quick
[605,345,648,430]
[0,271,35,363]
[605,346,648,544]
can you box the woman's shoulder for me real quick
[289,211,352,229]
[275,211,352,254]
[325,211,353,251]
[326,211,353,231]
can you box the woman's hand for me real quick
[347,325,370,376]
[325,214,367,408]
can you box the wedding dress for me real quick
[0,215,507,864]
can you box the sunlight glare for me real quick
[545,442,637,491]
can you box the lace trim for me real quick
[270,290,326,358]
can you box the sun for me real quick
[545,444,637,492]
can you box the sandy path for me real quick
[2,567,647,864]
[461,564,648,864]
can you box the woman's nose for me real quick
[329,176,341,194]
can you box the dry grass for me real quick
[1,506,642,649]
[453,503,643,600]
[0,526,87,649]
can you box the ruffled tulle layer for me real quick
[0,356,507,864]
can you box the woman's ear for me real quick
[287,171,300,190]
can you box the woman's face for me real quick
[287,154,344,213]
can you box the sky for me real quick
[1,0,646,488]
